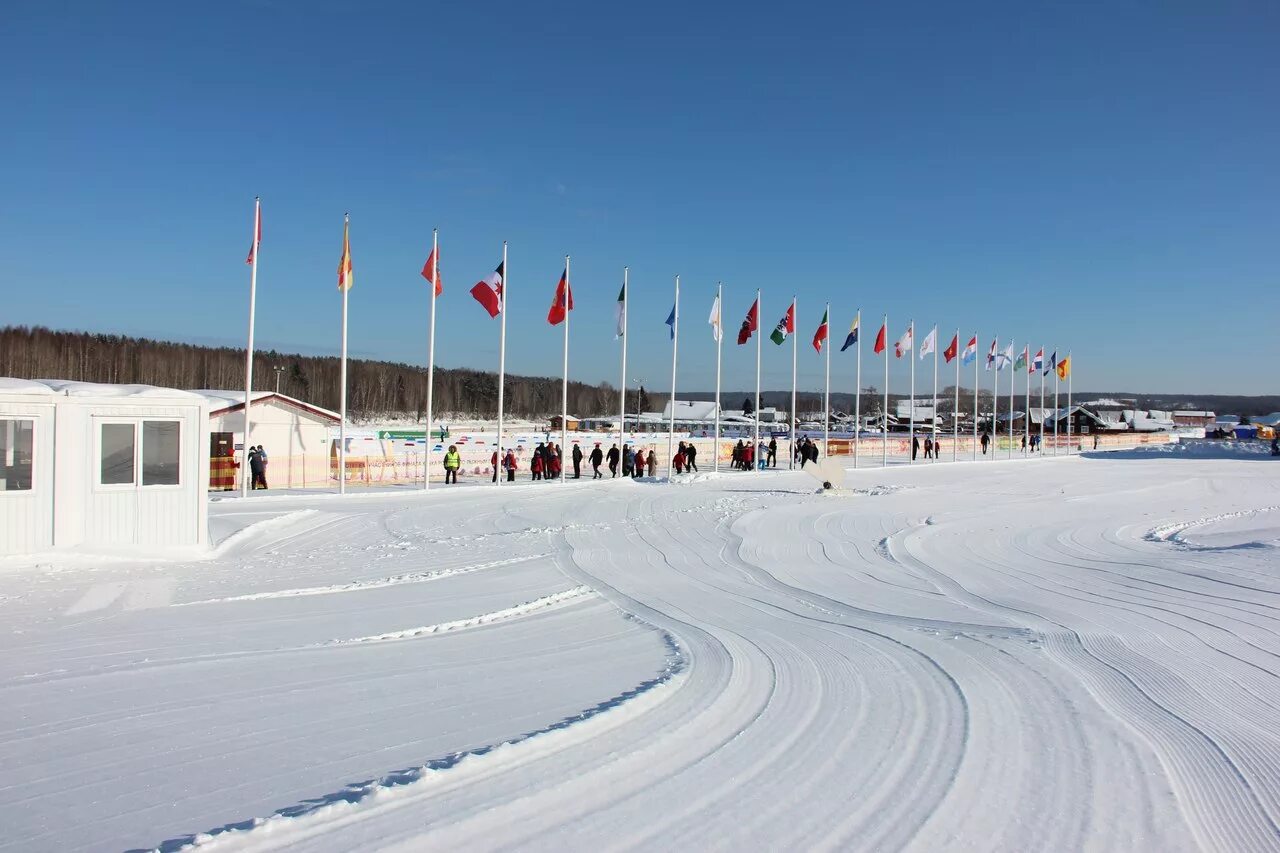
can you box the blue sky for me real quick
[3,1,1277,396]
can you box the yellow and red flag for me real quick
[337,216,354,291]
[1056,354,1071,380]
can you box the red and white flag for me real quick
[547,267,573,325]
[737,298,759,345]
[894,325,913,358]
[470,262,504,318]
[918,326,936,360]
[421,246,442,296]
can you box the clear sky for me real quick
[3,1,1277,397]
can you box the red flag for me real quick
[547,268,573,325]
[943,334,958,363]
[245,200,261,266]
[470,262,504,318]
[737,299,759,345]
[421,247,443,296]
[812,309,829,353]
[873,322,887,355]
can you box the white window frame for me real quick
[0,416,37,496]
[94,417,184,492]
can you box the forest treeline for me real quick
[0,326,645,421]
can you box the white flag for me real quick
[894,325,913,358]
[996,342,1014,371]
[708,293,722,342]
[919,326,936,360]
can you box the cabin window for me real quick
[0,419,34,491]
[142,421,181,485]
[101,423,136,485]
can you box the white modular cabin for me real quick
[196,390,341,490]
[0,379,209,556]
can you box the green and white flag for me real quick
[769,301,795,345]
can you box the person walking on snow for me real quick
[491,449,500,483]
[980,431,990,455]
[531,447,544,481]
[572,443,583,478]
[504,448,517,482]
[646,449,657,477]
[248,446,264,490]
[1021,434,1027,454]
[256,446,269,489]
[685,442,698,472]
[924,437,933,460]
[768,438,778,467]
[912,435,920,461]
[607,444,620,477]
[673,446,686,475]
[590,444,604,478]
[443,444,460,484]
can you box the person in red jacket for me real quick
[504,449,517,481]
[491,449,500,483]
[531,447,544,480]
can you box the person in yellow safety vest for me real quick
[443,445,461,484]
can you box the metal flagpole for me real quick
[714,282,722,473]
[560,255,570,483]
[853,310,861,470]
[972,332,979,461]
[932,326,938,459]
[241,197,260,497]
[823,301,831,458]
[619,267,628,454]
[908,320,915,465]
[754,289,762,474]
[790,296,797,471]
[952,329,959,462]
[882,314,888,468]
[1067,351,1073,455]
[424,227,438,490]
[668,275,680,479]
[1008,343,1015,460]
[338,214,350,496]
[1053,347,1059,457]
[496,242,507,484]
[1039,348,1046,455]
[1024,347,1031,458]
[992,336,998,462]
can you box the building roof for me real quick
[1254,413,1280,427]
[193,390,341,423]
[0,378,202,400]
[662,400,721,421]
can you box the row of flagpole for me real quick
[240,204,1077,493]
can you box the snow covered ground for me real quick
[2,442,1279,851]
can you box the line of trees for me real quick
[0,326,632,422]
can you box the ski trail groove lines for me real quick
[172,554,551,607]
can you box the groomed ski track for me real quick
[2,447,1279,851]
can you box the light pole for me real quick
[273,365,285,394]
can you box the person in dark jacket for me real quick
[924,437,933,460]
[590,444,604,478]
[572,444,583,478]
[807,441,819,464]
[912,435,920,460]
[685,442,698,472]
[980,431,990,455]
[733,440,744,470]
[767,438,778,467]
[607,444,620,477]
[622,444,633,477]
[248,446,264,489]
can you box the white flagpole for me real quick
[338,213,350,496]
[790,296,797,471]
[241,196,260,497]
[668,275,680,478]
[754,289,762,474]
[823,301,831,457]
[932,326,938,458]
[991,335,998,462]
[854,310,861,470]
[619,267,628,453]
[560,255,570,483]
[908,320,915,465]
[1024,348,1031,457]
[424,227,438,491]
[1008,344,1015,460]
[953,329,959,462]
[714,282,722,473]
[496,241,508,485]
[972,332,979,461]
[1067,351,1073,454]
[1039,349,1046,454]
[1053,347,1060,457]
[882,314,888,468]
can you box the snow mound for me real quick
[1092,438,1275,461]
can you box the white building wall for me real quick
[0,400,55,554]
[211,398,333,489]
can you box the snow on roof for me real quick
[0,378,201,400]
[663,400,720,421]
[193,390,341,422]
[1254,413,1280,427]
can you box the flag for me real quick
[470,262,504,318]
[547,267,573,325]
[1045,351,1057,376]
[665,304,676,340]
[961,335,978,365]
[614,284,626,339]
[919,326,936,360]
[420,246,443,296]
[894,325,912,358]
[944,334,959,364]
[246,202,261,266]
[1057,355,1071,380]
[985,338,998,371]
[1014,346,1028,372]
[874,322,887,355]
[737,299,759,345]
[1032,348,1044,373]
[840,312,860,352]
[708,293,722,342]
[337,218,353,291]
[769,301,795,345]
[996,342,1014,371]
[812,309,829,353]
